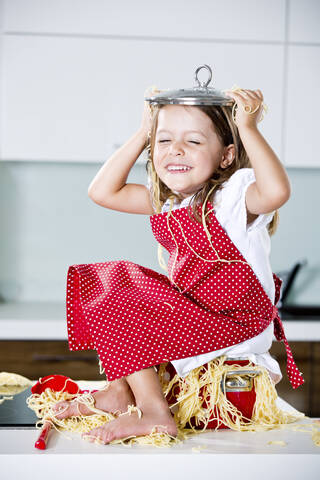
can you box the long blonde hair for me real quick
[145,104,279,236]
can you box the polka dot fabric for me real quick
[66,201,304,389]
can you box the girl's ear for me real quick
[220,144,235,169]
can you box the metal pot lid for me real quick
[145,64,233,106]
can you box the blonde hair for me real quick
[145,104,279,237]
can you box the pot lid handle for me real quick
[194,64,213,89]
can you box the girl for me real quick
[52,85,304,444]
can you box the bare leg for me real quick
[52,375,136,419]
[82,366,177,444]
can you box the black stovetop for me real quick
[0,387,38,427]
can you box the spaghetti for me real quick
[26,356,306,448]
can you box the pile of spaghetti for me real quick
[26,356,306,448]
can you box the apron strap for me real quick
[272,272,304,389]
[272,306,304,389]
[273,272,282,305]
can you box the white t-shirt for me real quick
[147,168,282,382]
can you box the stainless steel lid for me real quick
[144,64,233,106]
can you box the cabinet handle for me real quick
[32,354,97,363]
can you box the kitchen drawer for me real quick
[269,341,318,417]
[0,340,318,417]
[0,340,103,381]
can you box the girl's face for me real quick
[153,105,233,198]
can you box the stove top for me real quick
[0,387,37,427]
[0,380,106,427]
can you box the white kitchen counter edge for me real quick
[0,452,318,480]
[0,394,319,480]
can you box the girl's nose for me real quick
[170,141,184,155]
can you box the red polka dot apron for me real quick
[66,202,304,389]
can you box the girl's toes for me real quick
[83,426,111,444]
[52,401,71,419]
[82,434,95,443]
[52,400,80,419]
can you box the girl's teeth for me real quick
[167,166,191,171]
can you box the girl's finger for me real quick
[226,90,248,101]
[249,89,263,99]
[243,91,261,102]
[245,90,258,98]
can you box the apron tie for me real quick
[272,305,304,389]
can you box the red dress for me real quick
[66,202,304,389]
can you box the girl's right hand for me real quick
[140,99,153,141]
[140,86,161,140]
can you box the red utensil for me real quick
[34,420,52,450]
[32,374,80,450]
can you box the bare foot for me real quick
[82,400,178,444]
[52,379,135,419]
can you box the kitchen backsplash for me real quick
[0,161,319,305]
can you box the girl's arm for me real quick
[239,125,291,216]
[225,89,291,219]
[88,102,155,215]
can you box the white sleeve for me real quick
[221,168,275,233]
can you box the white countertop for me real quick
[0,382,319,480]
[1,301,320,341]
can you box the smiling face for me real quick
[153,105,234,199]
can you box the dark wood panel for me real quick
[269,341,314,416]
[312,342,320,416]
[0,340,318,417]
[0,340,103,380]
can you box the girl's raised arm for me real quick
[88,101,155,215]
[225,88,291,216]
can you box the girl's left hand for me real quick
[224,88,265,130]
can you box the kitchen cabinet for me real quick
[2,0,319,167]
[4,0,285,41]
[1,36,284,165]
[1,339,319,417]
[0,340,101,381]
[269,340,320,417]
[284,45,320,167]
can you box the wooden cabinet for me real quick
[0,340,102,381]
[1,340,319,417]
[269,341,320,417]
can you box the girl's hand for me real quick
[140,99,153,141]
[140,86,161,141]
[223,88,266,130]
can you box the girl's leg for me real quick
[52,375,136,419]
[82,366,177,444]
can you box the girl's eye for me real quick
[158,140,200,144]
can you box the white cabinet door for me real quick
[284,45,320,168]
[4,0,285,42]
[289,0,320,44]
[283,0,320,167]
[2,34,284,164]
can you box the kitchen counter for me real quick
[1,301,320,341]
[0,381,319,480]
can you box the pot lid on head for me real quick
[144,64,233,106]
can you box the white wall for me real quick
[0,0,319,304]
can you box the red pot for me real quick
[162,359,259,430]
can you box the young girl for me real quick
[52,85,304,444]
